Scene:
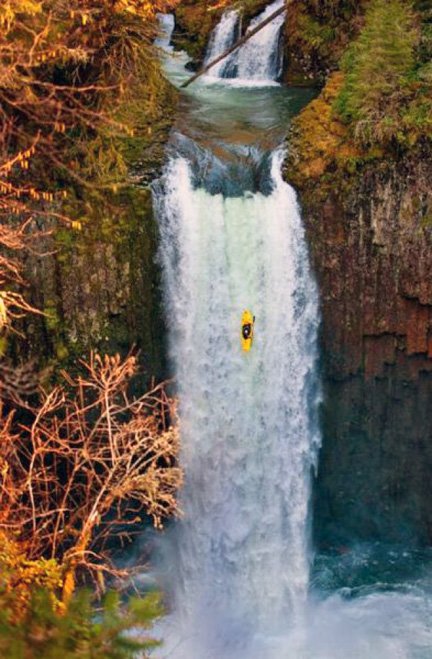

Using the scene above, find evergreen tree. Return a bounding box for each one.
[336,0,418,140]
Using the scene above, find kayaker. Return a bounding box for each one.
[242,323,252,340]
[241,311,255,351]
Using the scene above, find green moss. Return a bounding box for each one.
[55,343,69,361]
[285,73,361,189]
[44,306,61,331]
[0,337,7,357]
[296,13,336,52]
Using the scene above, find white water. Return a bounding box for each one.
[271,588,432,658]
[204,9,240,78]
[155,150,321,657]
[218,0,286,84]
[155,13,175,53]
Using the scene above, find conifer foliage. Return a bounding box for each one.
[335,0,431,146]
[337,0,416,119]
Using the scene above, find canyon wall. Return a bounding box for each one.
[18,188,167,381]
[286,143,432,545]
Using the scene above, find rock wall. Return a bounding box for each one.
[288,145,432,545]
[17,188,167,383]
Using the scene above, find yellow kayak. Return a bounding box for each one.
[241,310,255,352]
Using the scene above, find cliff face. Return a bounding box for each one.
[287,135,432,545]
[18,188,166,381]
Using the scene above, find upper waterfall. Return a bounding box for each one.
[204,9,240,78]
[205,0,286,84]
[154,13,175,52]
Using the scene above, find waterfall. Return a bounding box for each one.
[208,0,286,83]
[155,13,175,53]
[204,10,240,78]
[154,148,321,657]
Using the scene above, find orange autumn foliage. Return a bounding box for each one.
[0,353,182,597]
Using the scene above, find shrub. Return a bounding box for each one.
[0,354,181,599]
[0,588,164,659]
